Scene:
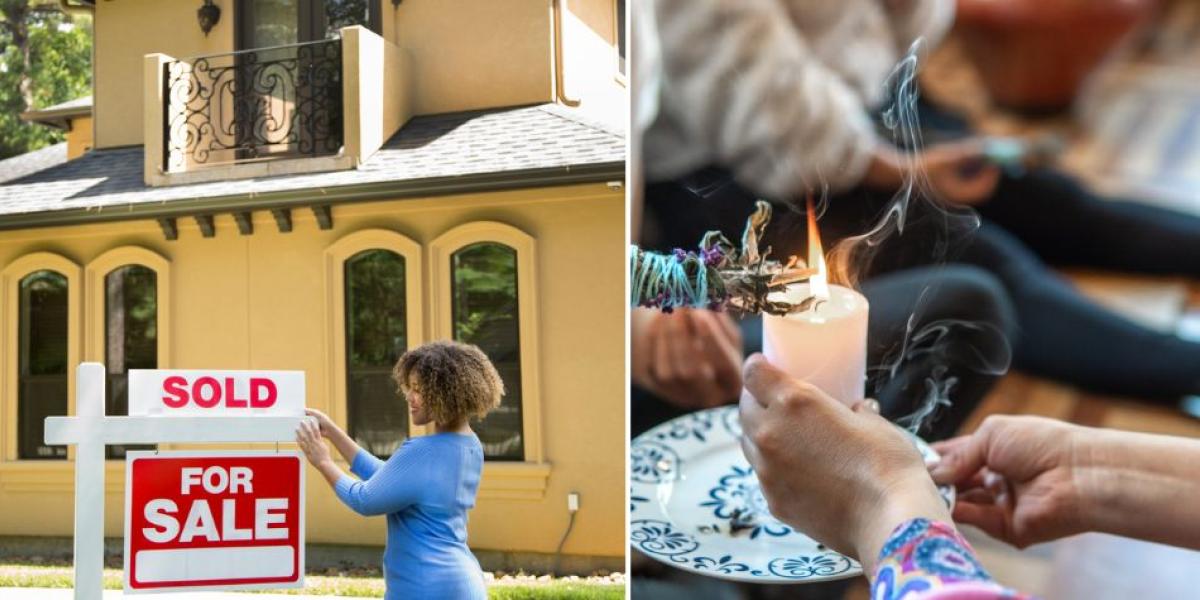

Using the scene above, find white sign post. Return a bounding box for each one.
[44,363,312,600]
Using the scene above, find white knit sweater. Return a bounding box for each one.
[638,0,955,198]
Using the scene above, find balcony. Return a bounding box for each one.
[143,26,412,187]
[163,39,344,172]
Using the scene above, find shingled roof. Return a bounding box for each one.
[0,103,625,230]
[0,143,68,184]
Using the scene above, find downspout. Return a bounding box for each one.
[552,0,581,107]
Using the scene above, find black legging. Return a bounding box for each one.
[972,185,1200,398]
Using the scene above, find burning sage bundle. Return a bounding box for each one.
[629,201,820,318]
[631,198,870,407]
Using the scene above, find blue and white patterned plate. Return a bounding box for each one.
[630,405,954,584]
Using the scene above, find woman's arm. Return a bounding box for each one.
[871,518,1032,599]
[648,0,880,196]
[333,443,431,517]
[931,415,1200,551]
[1082,428,1200,549]
[296,420,425,516]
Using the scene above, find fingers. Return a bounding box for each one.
[694,313,742,404]
[743,353,838,414]
[742,354,792,408]
[296,420,322,450]
[940,138,988,160]
[738,425,764,474]
[852,398,881,415]
[951,500,1010,543]
[738,388,767,438]
[669,312,705,382]
[930,435,970,457]
[713,312,743,351]
[650,313,677,391]
[929,427,993,486]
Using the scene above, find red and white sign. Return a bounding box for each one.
[128,370,305,416]
[123,451,305,593]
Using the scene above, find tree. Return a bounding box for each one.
[0,1,91,159]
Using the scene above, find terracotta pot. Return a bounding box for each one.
[955,0,1158,113]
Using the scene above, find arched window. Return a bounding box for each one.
[104,265,158,459]
[345,249,408,457]
[451,243,523,461]
[85,247,170,461]
[18,270,69,460]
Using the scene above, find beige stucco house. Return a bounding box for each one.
[0,0,626,571]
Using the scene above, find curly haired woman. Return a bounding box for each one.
[296,340,504,600]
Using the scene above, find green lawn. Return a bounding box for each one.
[0,565,624,599]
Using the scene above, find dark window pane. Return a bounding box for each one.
[323,0,373,39]
[247,0,299,47]
[18,270,68,460]
[105,266,158,459]
[451,243,523,461]
[345,250,408,458]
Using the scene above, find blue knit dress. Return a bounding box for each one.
[334,433,486,600]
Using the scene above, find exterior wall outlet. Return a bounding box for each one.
[567,492,580,513]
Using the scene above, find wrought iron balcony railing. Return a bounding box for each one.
[162,39,344,172]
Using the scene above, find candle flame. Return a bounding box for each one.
[806,194,830,300]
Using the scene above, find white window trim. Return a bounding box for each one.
[324,229,425,449]
[429,222,549,499]
[0,252,82,467]
[84,246,172,460]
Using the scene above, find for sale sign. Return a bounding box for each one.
[127,370,305,416]
[123,451,305,593]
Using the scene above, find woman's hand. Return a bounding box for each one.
[865,140,1001,206]
[929,415,1088,548]
[631,308,743,409]
[923,141,1001,206]
[296,419,334,468]
[738,354,949,572]
[305,408,337,438]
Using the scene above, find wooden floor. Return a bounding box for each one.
[843,5,1200,598]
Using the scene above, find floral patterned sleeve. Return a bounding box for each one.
[871,518,1034,600]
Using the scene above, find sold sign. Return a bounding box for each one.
[128,370,304,416]
[124,451,304,593]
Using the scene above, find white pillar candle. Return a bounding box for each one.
[762,283,869,406]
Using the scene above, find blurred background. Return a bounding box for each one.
[633,0,1200,598]
[914,0,1200,597]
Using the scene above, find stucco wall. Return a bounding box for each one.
[562,0,628,126]
[94,0,234,149]
[0,184,625,559]
[390,0,555,115]
[66,116,93,160]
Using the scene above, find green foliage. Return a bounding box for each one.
[452,243,518,344]
[346,249,407,367]
[107,265,158,370]
[0,3,92,159]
